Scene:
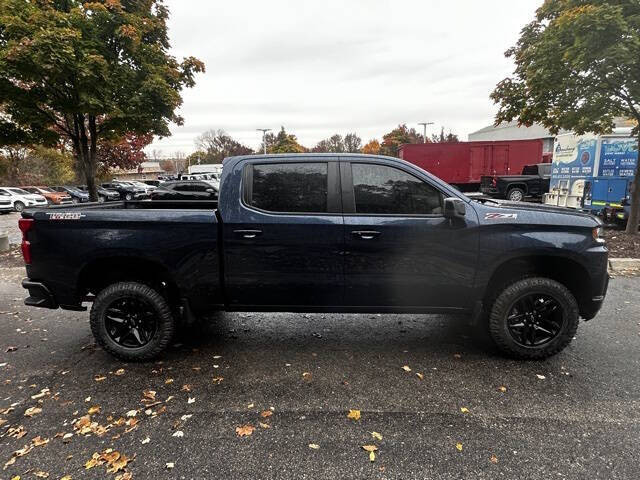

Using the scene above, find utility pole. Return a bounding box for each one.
[257,128,271,154]
[418,122,434,143]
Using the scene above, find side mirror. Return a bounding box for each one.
[443,197,466,219]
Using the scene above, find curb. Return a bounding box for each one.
[609,258,640,275]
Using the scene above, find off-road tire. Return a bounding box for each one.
[507,187,525,202]
[488,277,579,360]
[90,282,175,362]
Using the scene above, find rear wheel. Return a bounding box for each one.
[90,282,175,361]
[72,197,79,204]
[507,188,525,202]
[125,193,133,201]
[488,277,579,360]
[13,201,25,212]
[98,196,106,203]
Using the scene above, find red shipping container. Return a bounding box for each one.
[398,139,546,191]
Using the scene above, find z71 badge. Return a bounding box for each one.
[485,212,517,220]
[47,212,86,220]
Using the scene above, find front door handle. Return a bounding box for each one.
[351,230,381,240]
[234,229,262,239]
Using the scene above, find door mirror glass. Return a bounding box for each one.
[443,197,466,218]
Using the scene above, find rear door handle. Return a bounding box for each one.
[351,230,381,240]
[234,229,262,239]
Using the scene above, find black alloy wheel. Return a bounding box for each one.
[488,277,579,360]
[90,282,175,361]
[506,293,564,347]
[104,297,158,348]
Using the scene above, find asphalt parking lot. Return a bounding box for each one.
[0,260,639,480]
[0,212,20,245]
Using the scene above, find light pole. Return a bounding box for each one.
[257,128,271,154]
[418,122,434,143]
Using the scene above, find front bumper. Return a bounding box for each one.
[22,279,58,309]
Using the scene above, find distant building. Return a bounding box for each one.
[111,161,165,181]
[468,121,560,155]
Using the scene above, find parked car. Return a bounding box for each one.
[22,186,73,205]
[77,185,121,203]
[0,190,13,214]
[101,181,148,200]
[20,154,608,362]
[51,186,90,203]
[480,164,552,202]
[150,180,218,201]
[143,180,162,188]
[0,187,48,211]
[129,180,156,194]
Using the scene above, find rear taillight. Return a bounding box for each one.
[491,177,497,187]
[18,218,33,264]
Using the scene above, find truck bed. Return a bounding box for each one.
[22,200,222,312]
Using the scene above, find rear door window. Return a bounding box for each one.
[248,163,328,213]
[351,163,443,215]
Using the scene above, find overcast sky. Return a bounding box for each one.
[147,0,541,157]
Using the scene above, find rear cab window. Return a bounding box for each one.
[244,162,332,214]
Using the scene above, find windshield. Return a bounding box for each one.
[39,187,55,193]
[9,188,30,195]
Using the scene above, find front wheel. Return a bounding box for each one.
[488,277,579,360]
[72,197,79,204]
[90,282,175,361]
[98,195,106,203]
[13,201,25,212]
[124,193,133,201]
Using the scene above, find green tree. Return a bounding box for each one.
[491,0,640,234]
[0,145,74,185]
[379,124,425,157]
[195,129,253,163]
[267,127,306,154]
[0,0,204,200]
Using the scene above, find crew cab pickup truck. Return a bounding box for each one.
[480,163,552,202]
[20,154,609,361]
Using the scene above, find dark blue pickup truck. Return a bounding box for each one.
[20,154,609,361]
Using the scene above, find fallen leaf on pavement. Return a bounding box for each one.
[236,424,255,437]
[371,431,383,441]
[61,476,72,480]
[460,407,469,414]
[5,346,17,352]
[453,353,462,359]
[181,384,192,392]
[114,368,125,376]
[88,406,100,415]
[141,437,150,444]
[259,422,270,429]
[362,445,378,452]
[33,471,48,478]
[415,372,424,380]
[212,377,224,385]
[456,443,463,452]
[166,462,175,469]
[94,375,106,382]
[490,454,498,464]
[126,410,137,417]
[115,473,132,480]
[498,386,507,393]
[31,436,49,447]
[31,388,50,400]
[187,397,195,404]
[172,430,184,437]
[347,409,361,421]
[536,374,546,380]
[165,378,174,384]
[308,444,320,449]
[24,406,42,417]
[260,410,273,418]
[401,365,411,372]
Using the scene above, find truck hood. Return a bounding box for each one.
[473,199,600,227]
